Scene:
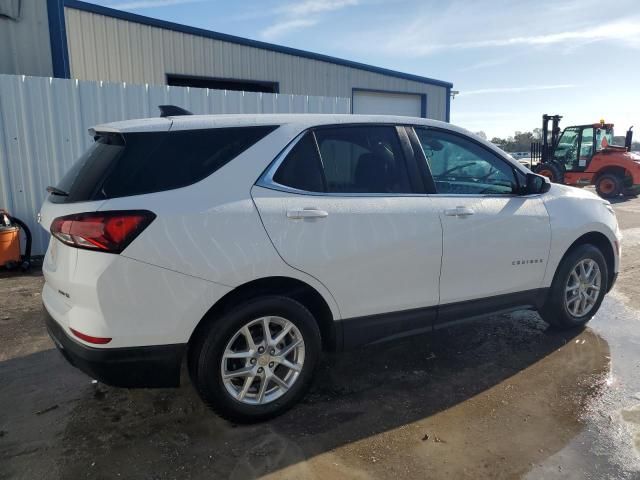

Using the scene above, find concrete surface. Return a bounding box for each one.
[1,194,639,480]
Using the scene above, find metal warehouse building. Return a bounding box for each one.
[0,0,453,120]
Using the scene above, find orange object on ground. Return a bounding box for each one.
[0,226,21,266]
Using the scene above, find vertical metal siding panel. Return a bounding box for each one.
[64,10,448,119]
[0,75,20,215]
[0,1,53,76]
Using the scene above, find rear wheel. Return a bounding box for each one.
[595,173,622,198]
[540,244,608,329]
[189,296,321,423]
[534,162,564,183]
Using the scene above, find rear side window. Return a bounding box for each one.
[56,126,276,202]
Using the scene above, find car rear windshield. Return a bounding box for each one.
[52,126,277,203]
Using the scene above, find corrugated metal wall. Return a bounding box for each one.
[0,74,350,255]
[63,7,448,121]
[0,0,54,76]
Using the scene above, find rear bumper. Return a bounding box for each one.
[44,307,185,388]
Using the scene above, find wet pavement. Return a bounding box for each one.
[1,195,639,480]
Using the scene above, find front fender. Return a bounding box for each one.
[541,185,621,288]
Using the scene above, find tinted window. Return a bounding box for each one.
[314,126,412,194]
[578,127,594,168]
[52,133,125,203]
[273,133,325,192]
[56,126,276,202]
[415,128,517,195]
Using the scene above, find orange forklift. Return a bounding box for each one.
[531,114,640,198]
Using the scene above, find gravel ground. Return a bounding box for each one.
[1,194,639,480]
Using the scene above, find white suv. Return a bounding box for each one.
[41,113,621,422]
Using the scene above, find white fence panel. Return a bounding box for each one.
[0,74,351,255]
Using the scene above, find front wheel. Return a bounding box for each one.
[534,162,564,184]
[189,296,321,423]
[540,244,608,329]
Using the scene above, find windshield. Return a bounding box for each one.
[553,128,579,161]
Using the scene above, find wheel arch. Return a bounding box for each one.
[189,276,339,352]
[558,231,616,291]
[594,166,628,182]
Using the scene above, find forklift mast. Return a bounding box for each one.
[541,114,562,163]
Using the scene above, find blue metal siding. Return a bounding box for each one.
[47,0,71,78]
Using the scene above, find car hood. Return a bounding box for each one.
[546,183,602,201]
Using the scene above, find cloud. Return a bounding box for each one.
[458,57,510,72]
[261,0,359,40]
[458,84,578,96]
[389,17,640,56]
[107,0,205,10]
[261,19,319,40]
[278,0,359,16]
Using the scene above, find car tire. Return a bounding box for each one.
[534,162,564,183]
[188,295,321,423]
[540,244,608,330]
[595,173,622,198]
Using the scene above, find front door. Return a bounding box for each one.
[413,127,551,316]
[252,125,443,345]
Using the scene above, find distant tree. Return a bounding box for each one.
[490,130,538,152]
[474,131,487,140]
[490,136,506,147]
[532,127,542,140]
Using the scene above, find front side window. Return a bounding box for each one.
[314,126,413,194]
[415,128,517,195]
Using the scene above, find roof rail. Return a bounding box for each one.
[158,105,193,117]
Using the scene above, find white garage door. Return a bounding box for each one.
[352,90,423,118]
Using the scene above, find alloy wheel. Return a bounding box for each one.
[220,316,305,405]
[564,258,601,317]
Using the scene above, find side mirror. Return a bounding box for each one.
[525,172,551,195]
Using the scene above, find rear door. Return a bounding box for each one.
[252,125,443,346]
[412,127,550,319]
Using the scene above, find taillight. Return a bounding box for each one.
[70,328,112,345]
[50,210,155,253]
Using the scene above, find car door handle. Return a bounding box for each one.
[444,206,475,217]
[286,208,329,219]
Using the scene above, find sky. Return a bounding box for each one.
[89,0,640,139]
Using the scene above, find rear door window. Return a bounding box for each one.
[272,133,325,192]
[56,126,277,202]
[314,126,413,194]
